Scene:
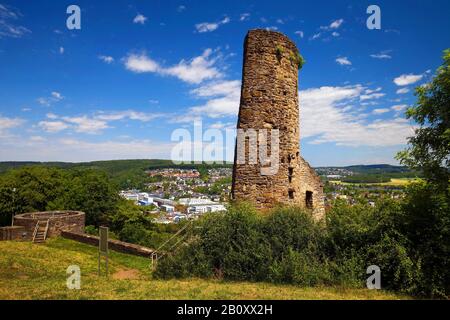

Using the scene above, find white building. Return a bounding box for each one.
[161,204,175,213]
[188,204,226,214]
[178,198,215,206]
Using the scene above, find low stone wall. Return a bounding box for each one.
[13,211,85,240]
[0,226,27,241]
[61,231,154,258]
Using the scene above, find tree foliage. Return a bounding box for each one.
[0,166,118,226]
[397,49,450,189]
[155,194,450,298]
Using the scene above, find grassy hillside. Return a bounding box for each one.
[0,238,410,300]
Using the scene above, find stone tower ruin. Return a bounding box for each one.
[231,29,325,219]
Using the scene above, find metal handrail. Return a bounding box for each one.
[155,220,193,252]
[150,220,194,270]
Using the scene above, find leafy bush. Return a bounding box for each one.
[155,188,450,298]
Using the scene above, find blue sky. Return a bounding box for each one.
[0,0,449,166]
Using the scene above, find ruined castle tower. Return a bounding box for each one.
[231,29,325,219]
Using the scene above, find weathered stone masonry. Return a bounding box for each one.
[12,211,85,240]
[231,29,325,219]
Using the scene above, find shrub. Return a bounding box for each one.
[154,189,450,298]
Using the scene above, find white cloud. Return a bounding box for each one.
[38,121,70,133]
[189,80,240,118]
[394,73,423,86]
[372,108,390,114]
[0,4,31,38]
[0,115,23,137]
[360,92,385,101]
[310,32,321,40]
[295,30,304,38]
[0,137,175,162]
[240,13,250,21]
[195,22,219,33]
[312,19,343,40]
[208,121,234,129]
[38,110,165,135]
[37,91,64,106]
[364,87,382,94]
[133,14,147,25]
[124,53,160,73]
[396,87,410,94]
[62,116,110,134]
[190,80,240,98]
[195,16,230,33]
[370,53,392,59]
[329,19,344,29]
[51,92,63,100]
[124,49,222,84]
[173,80,241,122]
[177,5,186,12]
[300,85,416,147]
[99,55,114,64]
[336,57,351,66]
[95,110,164,122]
[30,136,46,142]
[164,49,222,84]
[391,104,408,111]
[59,47,64,54]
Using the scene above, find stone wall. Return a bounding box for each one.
[231,29,325,219]
[0,226,27,241]
[12,211,85,240]
[61,231,154,258]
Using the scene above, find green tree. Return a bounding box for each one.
[396,49,450,190]
[60,169,119,226]
[0,167,120,227]
[0,167,67,225]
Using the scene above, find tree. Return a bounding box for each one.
[396,49,450,190]
[60,169,119,226]
[0,167,68,225]
[0,167,120,227]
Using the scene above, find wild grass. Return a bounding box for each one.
[0,238,410,300]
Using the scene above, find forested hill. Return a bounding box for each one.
[0,159,233,174]
[315,164,412,174]
[0,160,415,177]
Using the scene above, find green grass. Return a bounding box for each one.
[0,238,411,300]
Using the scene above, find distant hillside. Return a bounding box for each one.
[344,164,411,174]
[0,159,233,174]
[1,161,408,173]
[315,164,421,183]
